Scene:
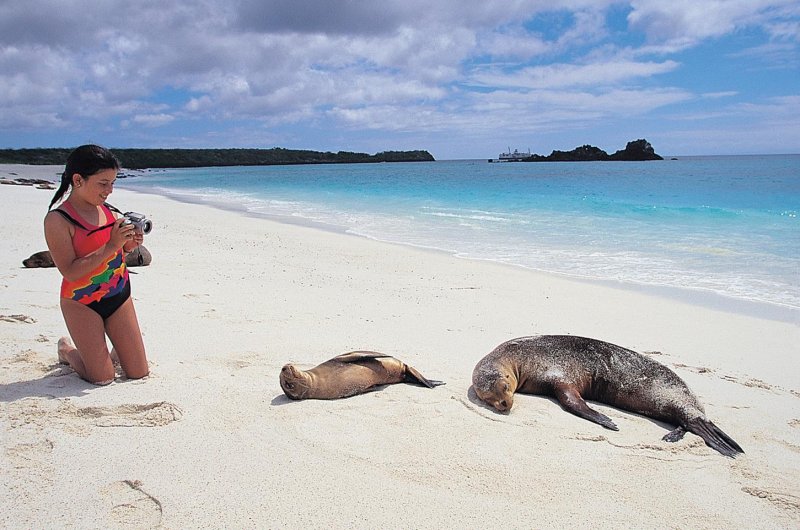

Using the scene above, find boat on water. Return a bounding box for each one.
[489,148,533,162]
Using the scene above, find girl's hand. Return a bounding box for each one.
[123,229,144,252]
[110,218,136,250]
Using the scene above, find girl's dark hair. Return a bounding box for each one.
[48,144,120,210]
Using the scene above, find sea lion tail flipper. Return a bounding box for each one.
[685,418,744,458]
[404,365,445,388]
[553,384,618,431]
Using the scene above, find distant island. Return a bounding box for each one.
[0,147,435,169]
[490,139,663,162]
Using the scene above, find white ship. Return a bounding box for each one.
[490,148,533,162]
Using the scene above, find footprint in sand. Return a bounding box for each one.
[5,400,182,433]
[75,402,183,428]
[0,314,36,323]
[742,487,800,516]
[6,439,55,485]
[573,432,707,459]
[672,362,714,374]
[721,374,772,389]
[102,480,163,528]
[8,349,52,374]
[218,351,265,371]
[653,355,789,396]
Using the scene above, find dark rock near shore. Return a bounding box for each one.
[504,138,663,162]
[1,178,55,188]
[609,139,663,161]
[547,144,612,161]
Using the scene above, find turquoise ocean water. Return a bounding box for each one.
[118,155,799,321]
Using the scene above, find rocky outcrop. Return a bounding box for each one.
[547,145,611,161]
[512,139,663,162]
[609,139,663,161]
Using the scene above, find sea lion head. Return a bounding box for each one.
[23,250,55,268]
[472,367,516,413]
[279,364,312,400]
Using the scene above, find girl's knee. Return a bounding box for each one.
[83,359,116,384]
[125,367,149,380]
[85,368,116,385]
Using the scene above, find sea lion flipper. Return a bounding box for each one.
[662,426,687,442]
[685,418,744,458]
[553,384,618,431]
[332,351,391,363]
[404,365,445,388]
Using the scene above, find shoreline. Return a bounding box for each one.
[2,173,799,527]
[4,162,797,324]
[119,182,800,326]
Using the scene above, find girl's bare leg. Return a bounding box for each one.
[105,298,149,379]
[58,300,115,385]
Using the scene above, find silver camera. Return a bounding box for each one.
[123,211,153,234]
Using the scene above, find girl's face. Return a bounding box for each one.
[73,168,117,205]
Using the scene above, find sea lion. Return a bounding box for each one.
[23,247,152,268]
[280,351,445,400]
[22,250,56,268]
[472,335,744,458]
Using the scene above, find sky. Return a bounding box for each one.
[1,0,798,159]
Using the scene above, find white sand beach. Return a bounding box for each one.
[1,165,798,528]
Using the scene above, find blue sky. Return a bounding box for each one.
[1,0,797,159]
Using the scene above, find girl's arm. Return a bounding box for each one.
[44,212,133,282]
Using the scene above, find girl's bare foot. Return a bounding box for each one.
[57,336,75,365]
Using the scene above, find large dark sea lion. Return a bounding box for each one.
[472,335,744,458]
[23,247,151,268]
[280,351,444,400]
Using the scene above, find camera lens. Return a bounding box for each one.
[141,220,153,234]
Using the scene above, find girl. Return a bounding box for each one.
[44,145,149,384]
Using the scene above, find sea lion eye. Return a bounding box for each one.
[286,383,294,389]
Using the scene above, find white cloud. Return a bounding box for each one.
[0,0,796,155]
[701,91,738,99]
[468,59,680,90]
[627,0,799,49]
[131,114,176,127]
[185,96,214,113]
[479,30,551,60]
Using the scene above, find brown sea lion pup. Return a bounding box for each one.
[23,247,152,268]
[472,335,744,458]
[280,351,445,400]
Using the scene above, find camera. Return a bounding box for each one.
[123,211,153,234]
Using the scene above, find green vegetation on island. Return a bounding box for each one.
[0,147,435,169]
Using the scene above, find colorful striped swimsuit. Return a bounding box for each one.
[59,202,130,319]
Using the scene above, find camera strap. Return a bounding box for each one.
[52,202,121,236]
